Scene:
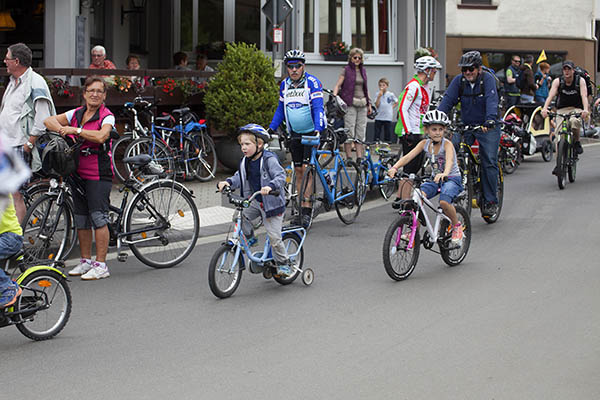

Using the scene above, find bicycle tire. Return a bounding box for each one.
[334,160,363,224]
[273,232,304,285]
[482,165,503,224]
[298,164,318,229]
[500,147,518,175]
[382,215,420,281]
[21,194,75,267]
[439,205,471,266]
[378,157,397,200]
[125,180,199,268]
[208,244,242,298]
[317,128,337,168]
[284,166,298,213]
[15,269,71,341]
[541,139,553,162]
[111,132,135,183]
[188,132,217,182]
[557,138,567,190]
[357,163,369,206]
[568,147,577,183]
[455,155,473,216]
[23,180,51,210]
[125,137,176,180]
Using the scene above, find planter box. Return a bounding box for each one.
[323,54,348,62]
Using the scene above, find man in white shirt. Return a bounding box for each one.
[0,43,55,221]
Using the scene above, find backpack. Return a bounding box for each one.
[560,66,593,97]
[516,65,530,90]
[39,133,80,178]
[458,66,502,101]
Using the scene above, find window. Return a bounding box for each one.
[352,0,373,52]
[319,0,343,54]
[235,0,260,45]
[415,0,434,49]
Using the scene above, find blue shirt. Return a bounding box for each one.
[248,156,263,203]
[534,71,549,100]
[438,71,499,125]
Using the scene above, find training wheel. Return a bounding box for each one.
[301,268,314,286]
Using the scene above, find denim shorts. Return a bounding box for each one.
[0,231,23,260]
[420,176,463,204]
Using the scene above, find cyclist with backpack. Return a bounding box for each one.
[438,50,501,218]
[541,60,589,171]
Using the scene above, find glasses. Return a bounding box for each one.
[286,63,303,70]
[352,56,362,60]
[85,89,105,95]
[512,59,520,63]
[461,66,477,73]
[3,57,15,62]
[91,54,104,58]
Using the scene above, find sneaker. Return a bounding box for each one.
[483,202,498,217]
[552,165,561,176]
[81,262,110,280]
[68,258,92,276]
[0,282,22,308]
[247,236,258,247]
[301,214,312,229]
[451,223,464,244]
[275,263,293,278]
[574,141,584,155]
[392,198,402,209]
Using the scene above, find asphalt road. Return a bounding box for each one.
[3,144,600,399]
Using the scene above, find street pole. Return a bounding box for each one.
[272,1,278,65]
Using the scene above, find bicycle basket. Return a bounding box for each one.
[39,132,80,177]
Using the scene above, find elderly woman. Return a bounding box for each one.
[333,47,371,160]
[44,76,115,281]
[126,54,150,88]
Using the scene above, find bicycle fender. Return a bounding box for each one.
[137,178,195,198]
[16,265,68,285]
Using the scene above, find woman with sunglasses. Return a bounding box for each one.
[333,47,371,161]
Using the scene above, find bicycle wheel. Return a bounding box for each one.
[541,139,553,162]
[21,194,75,266]
[382,215,420,281]
[568,148,577,183]
[317,128,337,168]
[125,180,199,268]
[125,137,176,179]
[455,156,473,216]
[298,164,318,229]
[439,206,471,266]
[188,132,217,182]
[357,163,369,206]
[500,147,518,175]
[334,160,363,224]
[15,270,71,341]
[378,158,397,200]
[23,180,51,210]
[483,165,503,224]
[284,166,298,214]
[556,138,568,190]
[111,133,135,183]
[273,232,304,285]
[208,244,242,298]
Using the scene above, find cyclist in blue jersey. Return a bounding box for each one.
[269,50,326,228]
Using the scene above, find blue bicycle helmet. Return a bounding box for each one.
[238,123,272,143]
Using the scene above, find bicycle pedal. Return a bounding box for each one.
[117,253,128,262]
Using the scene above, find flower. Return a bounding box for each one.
[320,41,350,57]
[48,78,74,98]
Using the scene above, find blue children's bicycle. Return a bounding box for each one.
[208,187,314,299]
[296,135,364,229]
[353,139,399,203]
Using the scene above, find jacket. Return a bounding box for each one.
[438,71,499,125]
[226,151,286,217]
[339,64,370,107]
[520,64,536,96]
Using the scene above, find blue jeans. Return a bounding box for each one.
[374,120,393,143]
[0,231,23,291]
[520,94,534,104]
[452,125,501,203]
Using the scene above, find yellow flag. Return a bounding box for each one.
[536,50,547,64]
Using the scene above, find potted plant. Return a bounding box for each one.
[321,41,350,61]
[204,42,279,170]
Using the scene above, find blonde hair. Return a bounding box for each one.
[378,77,390,86]
[237,132,265,147]
[348,48,364,62]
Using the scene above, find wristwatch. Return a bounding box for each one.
[76,127,82,135]
[25,141,33,150]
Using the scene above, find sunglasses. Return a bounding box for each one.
[352,56,362,60]
[512,59,520,63]
[562,66,573,70]
[286,63,303,70]
[461,66,477,73]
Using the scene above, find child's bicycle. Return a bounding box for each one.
[208,187,314,299]
[0,250,71,340]
[382,173,471,281]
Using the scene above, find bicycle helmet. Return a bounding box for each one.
[414,56,442,72]
[422,110,450,127]
[284,49,306,64]
[238,123,272,144]
[326,94,348,119]
[458,51,482,67]
[367,104,378,120]
[39,133,79,177]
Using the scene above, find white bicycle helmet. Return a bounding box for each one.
[422,110,450,127]
[414,56,442,72]
[284,49,306,64]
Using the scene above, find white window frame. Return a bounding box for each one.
[299,0,397,63]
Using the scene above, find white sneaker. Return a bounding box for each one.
[81,262,110,280]
[68,259,92,276]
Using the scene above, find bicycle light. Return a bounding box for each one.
[49,178,59,189]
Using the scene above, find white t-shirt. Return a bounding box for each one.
[375,91,398,122]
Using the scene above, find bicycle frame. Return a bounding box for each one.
[362,144,394,187]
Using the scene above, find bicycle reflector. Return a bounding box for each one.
[38,280,52,288]
[178,210,185,217]
[48,253,55,260]
[141,232,147,239]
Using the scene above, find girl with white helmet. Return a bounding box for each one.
[388,110,464,245]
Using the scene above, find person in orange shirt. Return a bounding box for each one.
[89,45,116,70]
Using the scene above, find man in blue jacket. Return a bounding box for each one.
[438,51,501,218]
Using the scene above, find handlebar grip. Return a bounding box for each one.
[270,189,280,196]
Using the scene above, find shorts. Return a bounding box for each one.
[71,178,112,229]
[420,176,463,204]
[289,136,313,166]
[344,105,368,143]
[0,231,23,259]
[13,146,31,193]
[555,107,583,134]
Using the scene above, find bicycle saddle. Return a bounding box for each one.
[122,154,152,166]
[155,115,172,123]
[171,107,190,115]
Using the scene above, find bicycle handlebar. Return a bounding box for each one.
[547,110,583,119]
[218,186,281,208]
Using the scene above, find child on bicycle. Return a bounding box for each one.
[216,124,291,276]
[387,110,464,244]
[0,194,24,308]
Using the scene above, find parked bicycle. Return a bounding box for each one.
[1,250,71,341]
[353,139,398,202]
[382,173,471,281]
[548,111,582,190]
[208,187,313,299]
[451,123,504,223]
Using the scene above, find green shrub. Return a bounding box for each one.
[204,42,278,136]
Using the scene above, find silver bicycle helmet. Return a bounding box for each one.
[422,110,450,127]
[238,123,272,143]
[284,49,306,64]
[414,56,442,72]
[458,51,482,67]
